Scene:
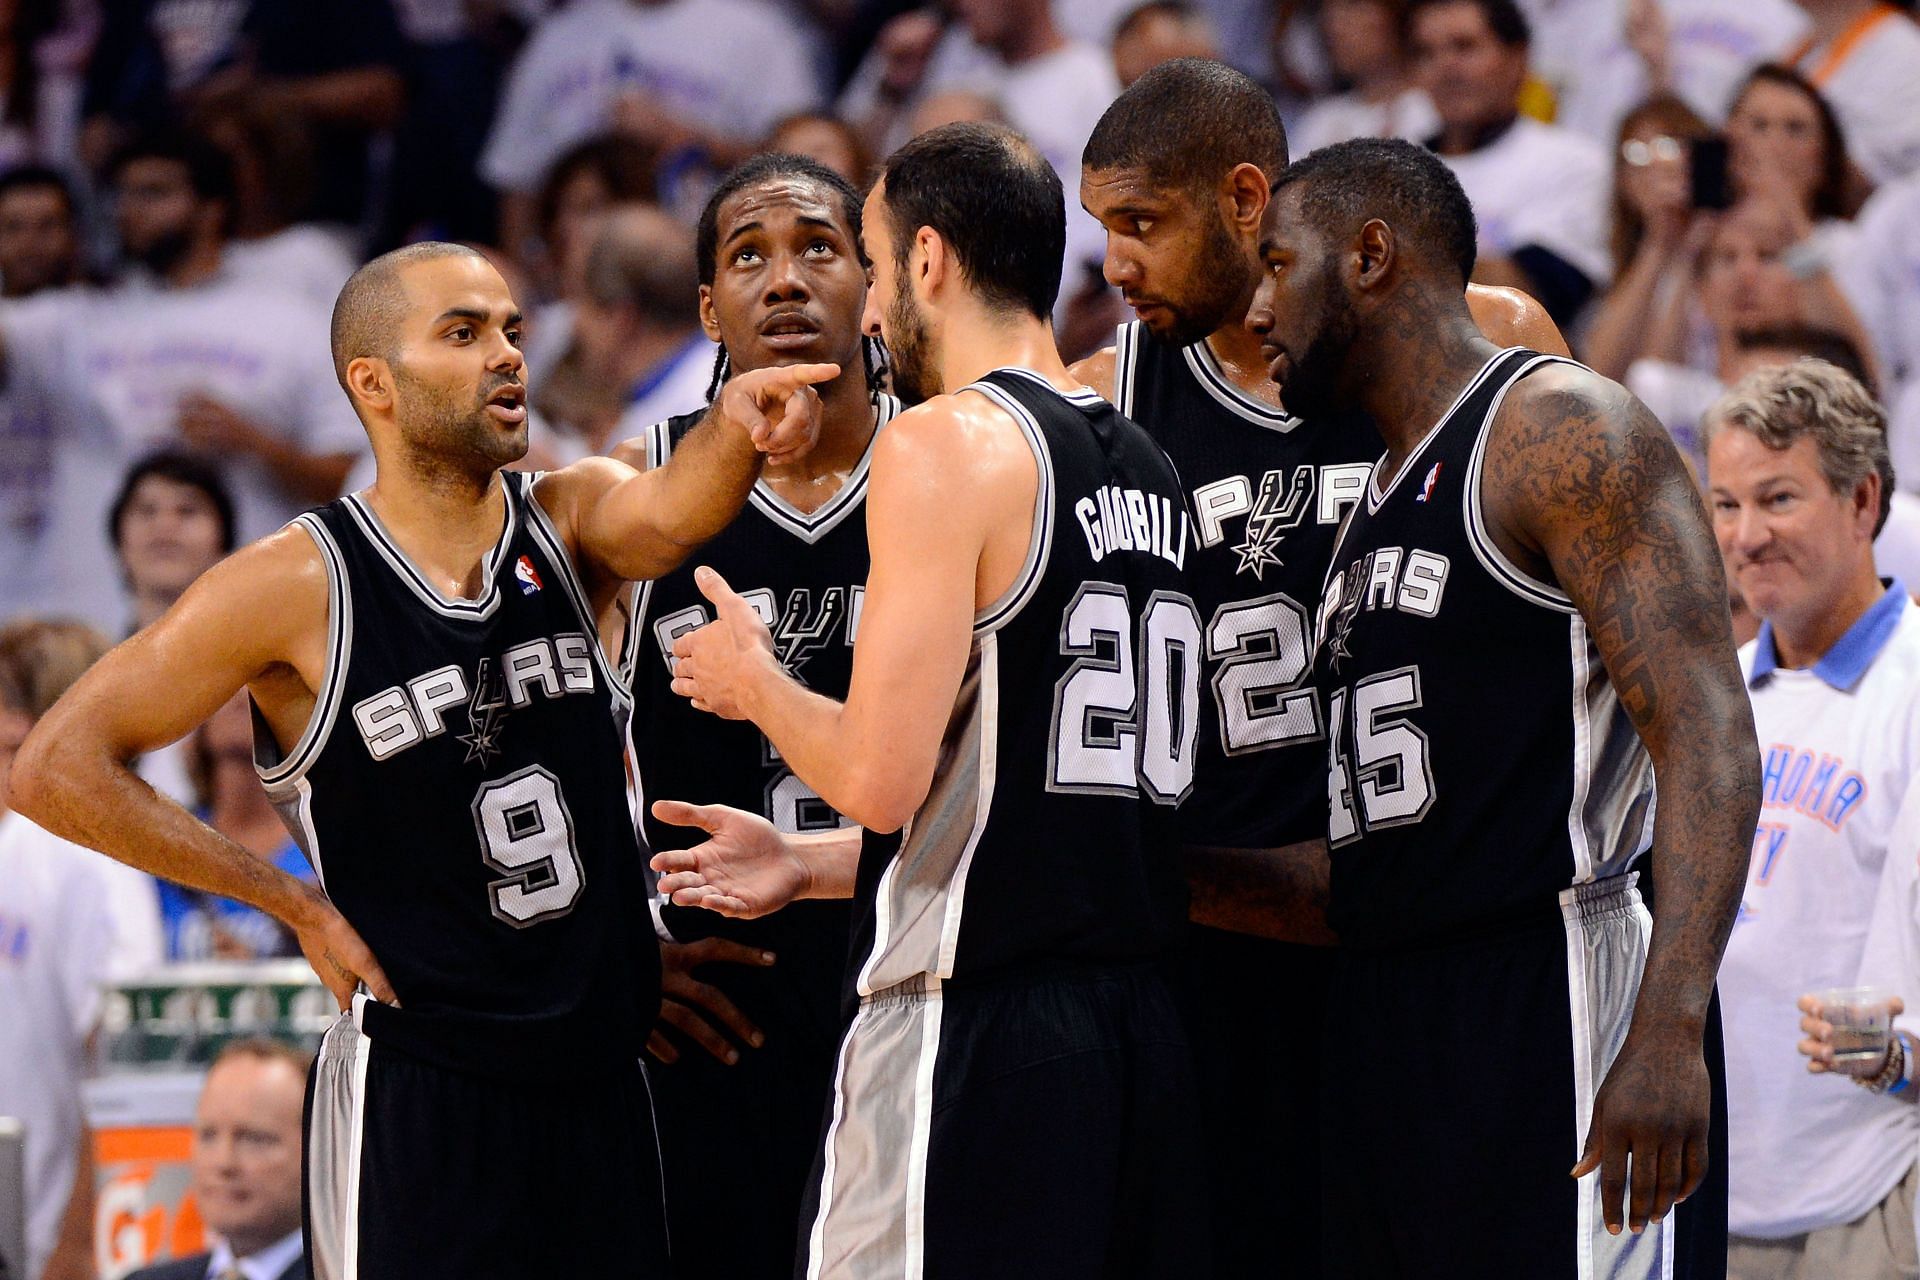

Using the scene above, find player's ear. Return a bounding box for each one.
[1222,162,1269,233]
[1354,219,1395,290]
[346,355,393,416]
[697,285,722,343]
[915,225,943,295]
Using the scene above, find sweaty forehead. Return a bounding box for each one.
[1079,165,1190,211]
[721,178,845,236]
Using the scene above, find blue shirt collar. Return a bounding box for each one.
[1751,578,1908,689]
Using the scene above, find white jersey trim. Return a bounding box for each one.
[1567,614,1595,885]
[964,380,1056,635]
[806,1002,868,1279]
[258,514,353,788]
[1365,347,1520,513]
[1184,334,1302,432]
[935,635,998,978]
[903,985,942,1278]
[747,394,899,545]
[1112,322,1140,418]
[340,482,518,620]
[1463,353,1580,614]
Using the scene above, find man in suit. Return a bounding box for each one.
[129,1039,308,1280]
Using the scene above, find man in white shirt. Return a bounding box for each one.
[124,1040,310,1280]
[0,128,364,602]
[1707,359,1920,1279]
[479,0,824,259]
[1409,0,1613,325]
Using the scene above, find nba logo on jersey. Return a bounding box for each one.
[515,555,543,595]
[1416,462,1443,503]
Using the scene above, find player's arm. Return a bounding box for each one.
[1068,346,1118,401]
[1486,366,1760,1234]
[8,531,394,1010]
[1183,839,1339,945]
[1465,283,1570,358]
[543,363,834,583]
[669,401,995,832]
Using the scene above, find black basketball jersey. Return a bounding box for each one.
[1312,349,1655,947]
[1112,321,1380,846]
[623,397,899,990]
[256,472,657,1046]
[845,368,1199,995]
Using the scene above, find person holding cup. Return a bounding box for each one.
[1707,360,1920,1278]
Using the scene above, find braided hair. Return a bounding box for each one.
[695,152,890,404]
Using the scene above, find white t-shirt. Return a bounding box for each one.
[0,811,162,1280]
[480,0,824,193]
[609,334,722,454]
[1292,87,1440,156]
[1836,173,1920,474]
[1438,117,1614,286]
[1877,493,1920,589]
[1528,0,1807,143]
[224,225,360,310]
[0,268,369,554]
[1795,10,1920,184]
[1722,586,1920,1237]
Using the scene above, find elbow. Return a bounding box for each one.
[9,721,66,827]
[837,764,932,835]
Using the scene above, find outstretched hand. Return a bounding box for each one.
[671,566,779,720]
[714,362,838,466]
[649,799,811,919]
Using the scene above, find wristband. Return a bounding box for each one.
[1892,1032,1917,1096]
[1857,1033,1906,1093]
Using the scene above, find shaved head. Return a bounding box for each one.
[330,242,488,392]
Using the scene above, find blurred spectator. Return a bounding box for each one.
[905,86,1007,136]
[518,134,658,382]
[1112,1,1221,88]
[125,1039,310,1280]
[1705,360,1920,1279]
[0,164,85,625]
[1726,64,1855,227]
[0,163,78,299]
[84,0,409,238]
[1526,0,1806,146]
[1293,0,1438,154]
[0,618,163,1280]
[0,0,93,177]
[480,0,823,265]
[765,110,872,184]
[0,125,363,608]
[533,204,706,460]
[158,691,310,962]
[1786,0,1920,183]
[1838,170,1920,492]
[1410,0,1612,324]
[200,103,358,307]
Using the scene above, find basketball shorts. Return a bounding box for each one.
[797,961,1207,1280]
[1322,873,1728,1280]
[304,994,669,1279]
[1176,925,1332,1279]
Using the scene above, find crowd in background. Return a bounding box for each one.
[3,0,1920,1277]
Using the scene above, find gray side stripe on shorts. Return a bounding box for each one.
[307,1006,371,1280]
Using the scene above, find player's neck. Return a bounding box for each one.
[1769,566,1885,670]
[762,371,878,508]
[1358,292,1499,468]
[1204,320,1285,410]
[940,313,1071,394]
[364,462,510,599]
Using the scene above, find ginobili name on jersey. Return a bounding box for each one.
[1076,484,1191,569]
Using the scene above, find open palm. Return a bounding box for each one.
[649,800,812,918]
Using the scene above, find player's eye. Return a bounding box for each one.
[450,326,472,341]
[806,240,834,257]
[505,328,523,346]
[1132,217,1154,236]
[734,248,761,266]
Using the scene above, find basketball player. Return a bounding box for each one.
[10,242,826,1277]
[659,122,1207,1277]
[1251,138,1759,1277]
[1071,56,1568,1275]
[612,153,899,1278]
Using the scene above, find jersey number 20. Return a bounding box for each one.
[1050,585,1203,804]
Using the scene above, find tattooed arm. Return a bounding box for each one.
[1481,364,1760,1235]
[1184,840,1338,945]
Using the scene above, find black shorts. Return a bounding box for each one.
[1321,875,1727,1280]
[797,962,1207,1280]
[1175,925,1331,1279]
[303,996,668,1279]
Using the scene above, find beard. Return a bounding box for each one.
[126,225,194,277]
[393,364,528,473]
[1272,265,1359,423]
[1151,212,1252,348]
[886,275,941,405]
